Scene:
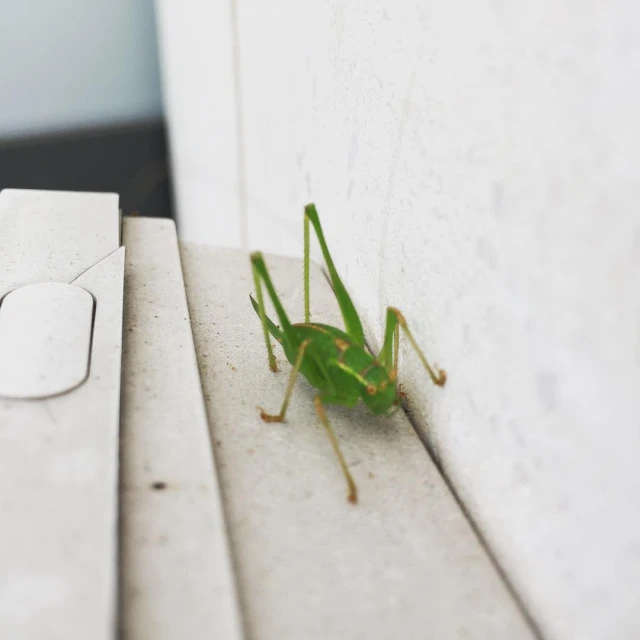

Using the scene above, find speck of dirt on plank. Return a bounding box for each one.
[151,481,168,491]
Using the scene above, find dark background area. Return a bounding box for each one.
[0,120,174,219]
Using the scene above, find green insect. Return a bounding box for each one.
[250,204,446,504]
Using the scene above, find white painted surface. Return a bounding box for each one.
[0,191,124,640]
[158,3,640,637]
[0,189,120,294]
[0,0,162,137]
[119,219,244,640]
[154,0,242,246]
[180,244,535,640]
[0,284,94,399]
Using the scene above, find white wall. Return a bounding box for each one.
[0,0,162,138]
[156,2,640,639]
[154,0,241,247]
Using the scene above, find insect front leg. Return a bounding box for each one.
[379,307,447,395]
[259,340,311,423]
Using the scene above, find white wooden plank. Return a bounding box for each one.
[119,218,244,640]
[180,244,536,640]
[0,246,125,640]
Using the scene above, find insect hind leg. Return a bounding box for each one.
[304,204,365,346]
[379,307,446,392]
[251,251,301,372]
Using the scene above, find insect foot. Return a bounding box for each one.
[258,407,284,423]
[435,369,447,386]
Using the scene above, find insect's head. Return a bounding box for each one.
[360,367,397,415]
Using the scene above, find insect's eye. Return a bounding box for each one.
[366,384,376,395]
[379,380,387,391]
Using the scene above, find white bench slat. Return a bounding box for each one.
[120,219,244,640]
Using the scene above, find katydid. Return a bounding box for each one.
[250,203,446,504]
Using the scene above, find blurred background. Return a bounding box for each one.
[0,0,172,218]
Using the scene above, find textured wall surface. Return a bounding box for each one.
[0,0,162,137]
[157,2,640,638]
[155,0,241,245]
